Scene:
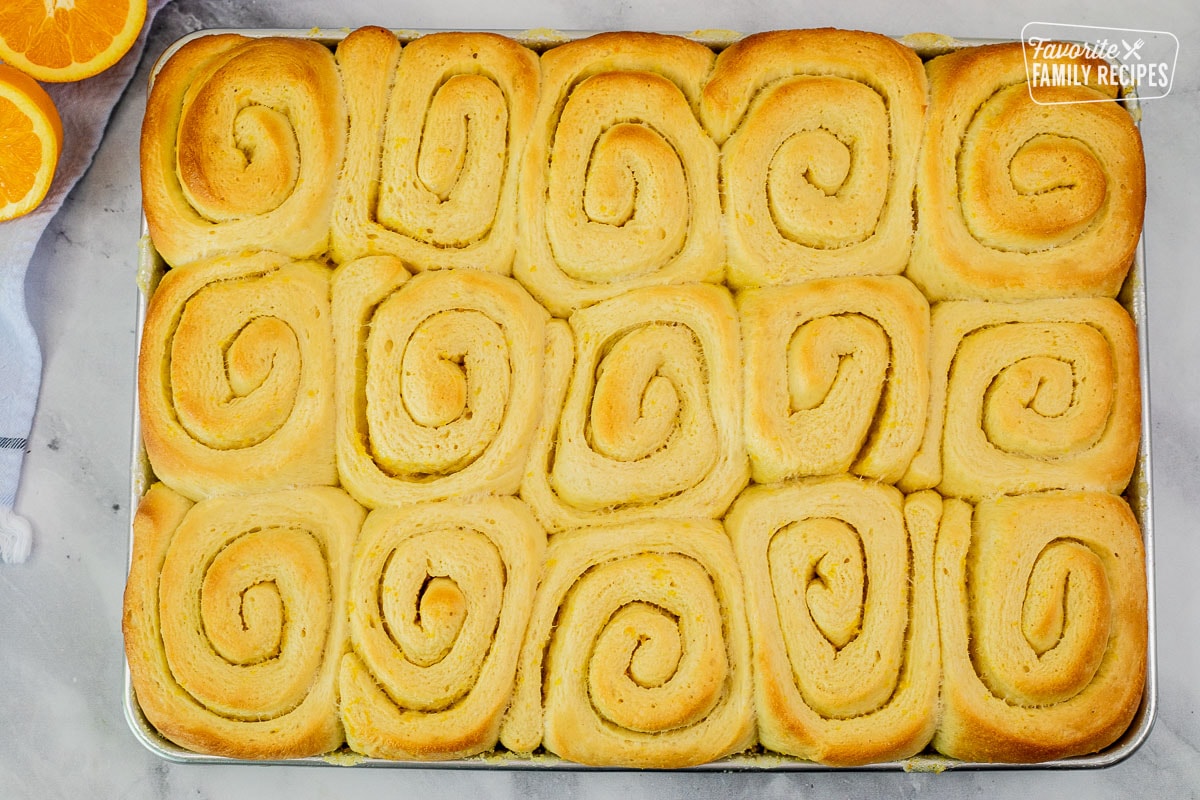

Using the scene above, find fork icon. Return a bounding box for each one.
[1121,38,1145,60]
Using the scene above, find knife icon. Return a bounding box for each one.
[1121,38,1145,60]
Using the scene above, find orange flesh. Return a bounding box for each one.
[0,0,136,73]
[0,94,43,205]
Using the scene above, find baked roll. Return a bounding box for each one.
[726,478,941,766]
[122,483,363,759]
[330,28,539,272]
[138,251,337,501]
[934,491,1147,762]
[141,34,346,267]
[331,258,547,507]
[906,42,1145,301]
[513,32,723,317]
[520,284,749,532]
[339,497,545,760]
[900,297,1140,501]
[701,29,927,288]
[739,275,929,484]
[499,519,755,768]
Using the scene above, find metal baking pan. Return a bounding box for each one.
[123,26,1157,771]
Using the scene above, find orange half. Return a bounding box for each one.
[0,0,148,82]
[0,63,63,220]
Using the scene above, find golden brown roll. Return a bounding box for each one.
[906,42,1145,301]
[499,519,755,768]
[330,28,539,272]
[520,283,749,532]
[899,297,1140,501]
[141,34,346,267]
[726,478,941,766]
[739,276,929,484]
[701,29,927,289]
[331,258,548,507]
[339,497,546,760]
[513,32,723,317]
[123,483,363,759]
[934,491,1147,762]
[138,251,337,501]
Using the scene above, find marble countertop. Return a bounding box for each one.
[3,0,1197,796]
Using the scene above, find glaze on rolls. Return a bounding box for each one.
[137,251,337,501]
[906,42,1146,301]
[900,297,1141,501]
[514,32,723,317]
[331,258,548,507]
[127,26,1151,768]
[934,491,1147,762]
[338,497,545,760]
[499,519,755,768]
[330,28,539,272]
[140,35,346,267]
[520,283,749,532]
[122,483,363,759]
[726,477,941,766]
[701,29,928,289]
[738,275,929,485]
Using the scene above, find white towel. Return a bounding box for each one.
[0,0,172,564]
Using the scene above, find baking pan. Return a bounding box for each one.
[123,26,1157,771]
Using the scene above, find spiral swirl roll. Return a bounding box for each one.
[140,34,346,267]
[339,497,545,760]
[499,519,754,767]
[900,297,1140,501]
[330,28,539,272]
[332,258,548,507]
[934,491,1147,762]
[739,276,930,485]
[906,43,1145,301]
[138,251,337,501]
[123,483,363,758]
[726,477,941,765]
[513,32,723,317]
[520,284,749,532]
[700,29,927,289]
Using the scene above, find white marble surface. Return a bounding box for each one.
[3,0,1198,796]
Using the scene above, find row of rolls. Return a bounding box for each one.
[136,251,1142,517]
[140,26,1146,314]
[127,24,1149,768]
[124,475,1146,766]
[126,250,1146,766]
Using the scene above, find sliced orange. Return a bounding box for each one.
[0,0,148,83]
[0,63,63,221]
